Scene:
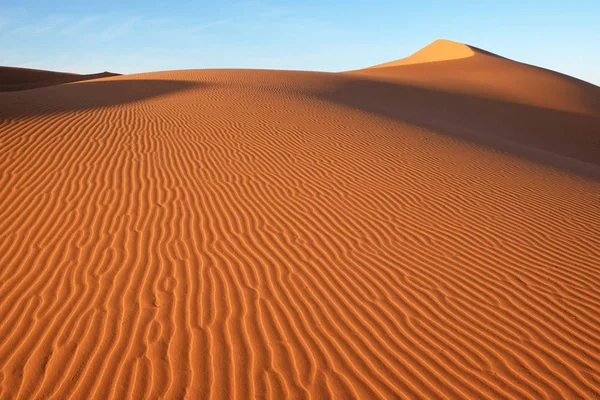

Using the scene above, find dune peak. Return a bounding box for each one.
[368,39,478,69]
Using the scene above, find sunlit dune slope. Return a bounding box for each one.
[0,66,119,92]
[0,43,599,399]
[369,39,479,68]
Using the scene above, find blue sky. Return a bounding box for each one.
[1,1,599,85]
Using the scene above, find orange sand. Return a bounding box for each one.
[0,66,118,92]
[369,39,477,68]
[0,40,599,399]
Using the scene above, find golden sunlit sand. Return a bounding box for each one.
[368,39,477,68]
[0,40,599,399]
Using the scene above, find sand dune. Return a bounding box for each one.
[358,39,599,116]
[368,39,479,68]
[0,41,599,399]
[0,66,119,92]
[350,40,600,166]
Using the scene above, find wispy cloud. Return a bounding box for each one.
[11,15,67,36]
[257,6,296,19]
[146,17,172,26]
[61,15,98,35]
[185,18,234,34]
[100,16,142,40]
[238,0,297,20]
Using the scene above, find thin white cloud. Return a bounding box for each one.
[146,17,172,26]
[11,15,67,36]
[100,16,142,40]
[61,15,98,35]
[185,18,233,34]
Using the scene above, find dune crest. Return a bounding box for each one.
[368,39,479,68]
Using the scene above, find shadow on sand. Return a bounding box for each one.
[313,74,600,180]
[0,79,207,118]
[1,73,598,181]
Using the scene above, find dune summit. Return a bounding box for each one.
[368,39,478,68]
[0,41,599,399]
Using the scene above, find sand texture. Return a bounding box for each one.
[0,41,600,399]
[0,66,119,92]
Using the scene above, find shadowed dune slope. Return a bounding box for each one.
[0,66,120,92]
[347,40,600,165]
[0,58,600,399]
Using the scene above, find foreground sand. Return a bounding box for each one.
[0,42,599,399]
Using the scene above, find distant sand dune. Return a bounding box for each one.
[0,41,599,399]
[0,66,119,92]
